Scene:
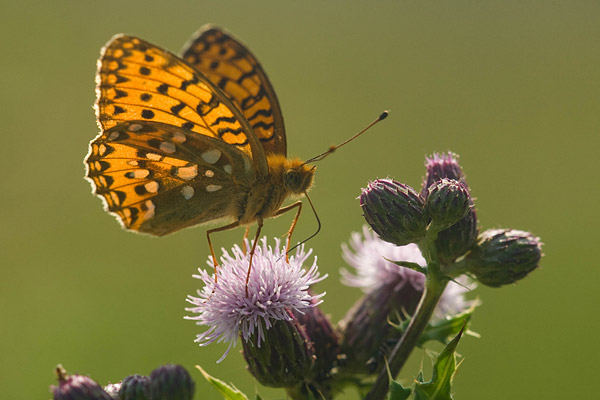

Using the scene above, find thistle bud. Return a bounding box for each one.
[291,295,339,383]
[360,179,427,246]
[243,313,315,388]
[339,278,422,375]
[435,202,479,264]
[52,366,112,400]
[148,364,195,400]
[425,179,471,232]
[465,229,542,287]
[118,375,150,400]
[421,152,465,197]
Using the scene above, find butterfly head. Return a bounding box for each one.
[282,158,316,196]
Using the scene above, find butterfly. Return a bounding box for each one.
[85,25,386,292]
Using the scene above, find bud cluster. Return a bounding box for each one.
[358,151,541,282]
[359,152,476,263]
[51,364,194,400]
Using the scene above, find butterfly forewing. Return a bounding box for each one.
[95,34,267,174]
[86,121,256,236]
[182,26,287,157]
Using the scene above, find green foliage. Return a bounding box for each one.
[387,380,412,400]
[418,302,478,346]
[412,327,464,400]
[195,366,249,400]
[386,258,428,275]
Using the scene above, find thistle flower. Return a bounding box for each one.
[421,152,465,197]
[341,226,471,320]
[185,237,326,362]
[338,227,472,374]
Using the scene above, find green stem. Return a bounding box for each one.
[365,240,448,400]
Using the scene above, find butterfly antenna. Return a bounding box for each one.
[287,192,321,255]
[304,110,389,164]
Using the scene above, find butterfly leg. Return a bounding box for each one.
[206,221,240,285]
[275,201,303,262]
[242,226,251,255]
[245,217,264,297]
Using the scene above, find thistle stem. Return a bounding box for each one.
[365,236,448,400]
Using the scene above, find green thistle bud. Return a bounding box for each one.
[118,375,149,400]
[339,279,422,375]
[148,364,195,400]
[243,314,315,388]
[421,152,465,198]
[291,295,339,384]
[360,179,427,246]
[435,203,479,264]
[465,229,542,287]
[425,179,471,232]
[52,366,112,400]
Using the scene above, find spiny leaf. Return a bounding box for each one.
[418,301,479,346]
[387,380,412,400]
[195,366,249,400]
[413,325,465,400]
[386,258,428,275]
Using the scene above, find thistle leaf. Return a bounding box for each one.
[195,366,249,400]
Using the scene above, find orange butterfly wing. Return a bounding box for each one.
[87,34,272,235]
[95,34,267,174]
[86,120,255,236]
[181,25,287,157]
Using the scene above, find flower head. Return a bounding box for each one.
[465,229,543,287]
[341,226,471,319]
[185,237,326,362]
[360,179,427,246]
[421,152,465,197]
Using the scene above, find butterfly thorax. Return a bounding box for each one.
[237,155,315,225]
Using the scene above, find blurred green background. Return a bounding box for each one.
[1,1,598,399]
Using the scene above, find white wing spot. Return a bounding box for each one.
[143,200,155,221]
[129,123,143,132]
[110,191,122,206]
[108,131,120,141]
[127,169,149,179]
[146,153,162,161]
[181,185,195,200]
[206,184,222,192]
[201,149,221,164]
[144,181,159,193]
[160,142,176,154]
[98,144,107,156]
[127,160,139,167]
[176,165,198,180]
[204,170,215,178]
[172,131,186,143]
[223,164,232,174]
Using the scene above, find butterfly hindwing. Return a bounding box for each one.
[181,25,287,157]
[95,34,268,175]
[86,121,256,236]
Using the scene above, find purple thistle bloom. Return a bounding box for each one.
[185,237,326,362]
[341,226,472,319]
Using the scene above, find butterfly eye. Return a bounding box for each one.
[284,170,303,191]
